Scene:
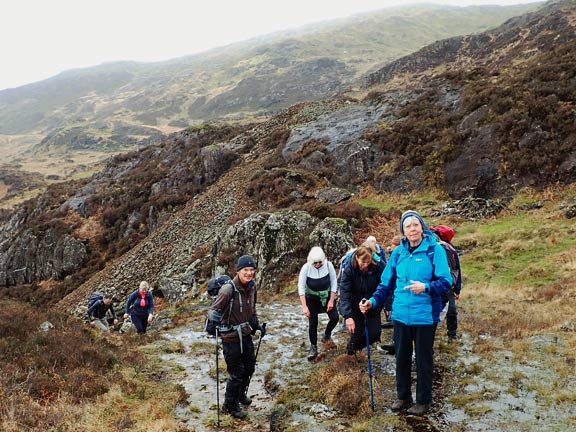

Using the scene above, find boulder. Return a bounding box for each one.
[315,188,352,205]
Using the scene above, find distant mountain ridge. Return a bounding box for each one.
[0,3,538,145]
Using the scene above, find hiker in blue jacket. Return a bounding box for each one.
[124,281,155,334]
[360,210,452,416]
[339,242,386,355]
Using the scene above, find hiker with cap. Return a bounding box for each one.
[360,210,452,416]
[299,246,339,361]
[87,293,118,332]
[339,241,386,355]
[207,254,265,419]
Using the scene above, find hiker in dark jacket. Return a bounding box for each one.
[361,210,452,416]
[88,293,118,332]
[207,255,265,419]
[338,242,386,355]
[123,281,155,334]
[445,249,462,340]
[298,246,338,361]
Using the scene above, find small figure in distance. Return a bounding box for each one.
[386,234,402,257]
[124,281,154,335]
[88,293,118,333]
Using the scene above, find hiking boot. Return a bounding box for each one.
[380,344,396,355]
[222,403,247,419]
[321,334,332,343]
[307,345,318,361]
[239,393,252,406]
[391,398,413,411]
[407,403,430,416]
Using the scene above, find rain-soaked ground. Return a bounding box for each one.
[157,303,576,431]
[161,302,348,431]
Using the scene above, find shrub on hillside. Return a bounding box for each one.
[0,300,121,427]
[246,168,319,208]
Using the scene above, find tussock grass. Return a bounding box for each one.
[78,384,188,432]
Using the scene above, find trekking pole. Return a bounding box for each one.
[361,299,375,411]
[215,327,220,428]
[245,322,266,395]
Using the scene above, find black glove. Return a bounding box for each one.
[257,322,267,337]
[249,316,259,334]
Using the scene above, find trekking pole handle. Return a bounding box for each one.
[361,298,368,315]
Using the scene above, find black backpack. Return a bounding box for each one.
[207,275,232,296]
[88,292,104,311]
[204,276,240,336]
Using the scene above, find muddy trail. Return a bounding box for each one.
[151,303,575,431]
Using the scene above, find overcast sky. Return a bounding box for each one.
[0,0,543,91]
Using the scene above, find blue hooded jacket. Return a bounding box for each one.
[369,232,452,325]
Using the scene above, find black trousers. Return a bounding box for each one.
[445,289,458,337]
[349,309,381,352]
[222,337,256,406]
[130,312,149,334]
[306,294,339,345]
[394,321,437,405]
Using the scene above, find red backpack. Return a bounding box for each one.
[428,225,460,290]
[430,225,455,243]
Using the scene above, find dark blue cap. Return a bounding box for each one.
[236,255,257,271]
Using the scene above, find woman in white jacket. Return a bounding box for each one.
[299,246,338,361]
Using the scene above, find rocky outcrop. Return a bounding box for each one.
[364,37,464,88]
[282,102,390,186]
[157,211,354,303]
[444,125,500,199]
[0,228,87,285]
